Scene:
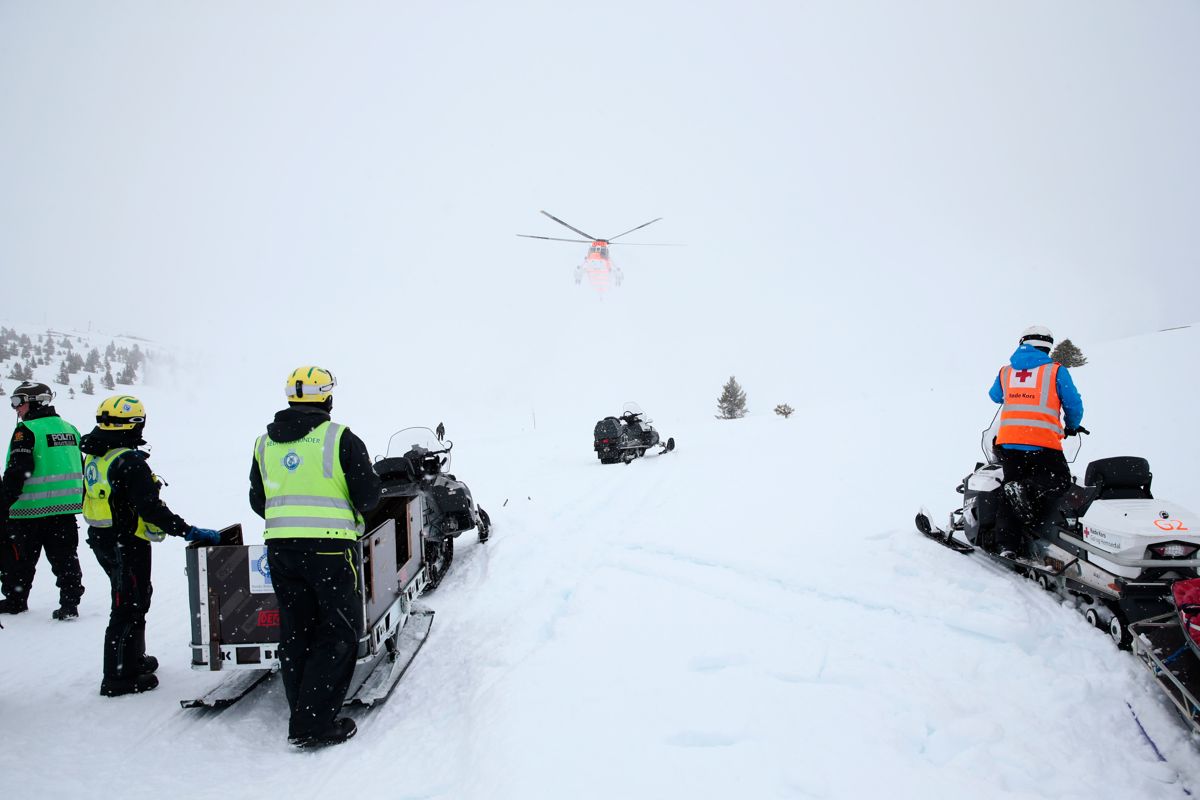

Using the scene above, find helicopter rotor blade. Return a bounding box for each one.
[539,210,598,241]
[607,217,663,241]
[516,234,592,243]
[606,242,685,247]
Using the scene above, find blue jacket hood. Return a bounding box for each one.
[1009,344,1053,369]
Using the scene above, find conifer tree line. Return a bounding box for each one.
[0,327,154,389]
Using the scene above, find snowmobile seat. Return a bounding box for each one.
[1085,457,1153,500]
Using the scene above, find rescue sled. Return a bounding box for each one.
[1127,579,1200,737]
[181,495,433,710]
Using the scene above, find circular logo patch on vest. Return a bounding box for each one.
[281,450,303,472]
[85,461,100,487]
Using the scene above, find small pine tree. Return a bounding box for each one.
[84,348,101,372]
[0,384,5,396]
[81,375,95,395]
[102,366,116,390]
[774,403,795,419]
[1051,338,1087,368]
[716,376,748,420]
[104,342,116,361]
[55,361,71,385]
[117,362,137,385]
[22,359,36,380]
[68,387,76,399]
[62,337,74,351]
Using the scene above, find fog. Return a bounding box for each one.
[2,1,1198,427]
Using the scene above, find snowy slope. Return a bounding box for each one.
[1,323,1198,799]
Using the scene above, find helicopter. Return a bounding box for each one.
[517,210,679,292]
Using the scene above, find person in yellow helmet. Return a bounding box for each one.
[81,395,220,697]
[248,367,380,748]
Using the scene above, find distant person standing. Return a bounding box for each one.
[249,366,380,748]
[989,326,1086,557]
[0,382,85,619]
[80,395,220,696]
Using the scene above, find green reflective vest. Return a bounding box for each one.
[6,416,83,520]
[82,448,166,542]
[255,421,361,541]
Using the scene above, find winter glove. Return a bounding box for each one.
[1064,426,1090,437]
[184,526,221,545]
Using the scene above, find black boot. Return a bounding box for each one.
[139,655,159,675]
[289,717,357,749]
[0,597,29,615]
[51,604,79,621]
[1003,481,1036,525]
[100,673,159,697]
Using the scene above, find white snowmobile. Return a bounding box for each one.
[916,428,1200,649]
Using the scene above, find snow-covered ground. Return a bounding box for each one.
[3,2,1199,797]
[1,322,1198,799]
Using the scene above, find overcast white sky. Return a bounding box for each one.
[2,1,1197,415]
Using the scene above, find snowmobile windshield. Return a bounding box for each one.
[385,426,452,468]
[621,401,651,423]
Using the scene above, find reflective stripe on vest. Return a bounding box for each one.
[995,363,1064,451]
[7,416,83,519]
[256,421,361,541]
[82,448,166,542]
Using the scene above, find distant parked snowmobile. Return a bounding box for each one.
[593,402,675,464]
[371,426,491,591]
[916,428,1200,650]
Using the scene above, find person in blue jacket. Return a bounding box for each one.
[988,325,1085,557]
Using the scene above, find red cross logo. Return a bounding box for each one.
[1014,369,1033,383]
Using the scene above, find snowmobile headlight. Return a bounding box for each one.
[1148,542,1199,559]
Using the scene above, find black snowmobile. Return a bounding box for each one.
[593,402,675,464]
[917,426,1200,650]
[370,425,491,591]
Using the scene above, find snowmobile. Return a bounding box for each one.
[593,402,676,464]
[916,427,1200,650]
[183,510,433,710]
[370,426,491,591]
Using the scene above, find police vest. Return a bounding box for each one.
[82,448,166,542]
[6,416,83,520]
[995,363,1064,451]
[254,421,362,542]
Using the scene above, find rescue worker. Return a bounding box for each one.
[81,395,220,696]
[249,366,380,748]
[989,325,1086,557]
[0,382,85,619]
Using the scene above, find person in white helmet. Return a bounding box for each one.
[987,326,1086,558]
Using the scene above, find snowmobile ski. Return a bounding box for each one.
[180,668,275,710]
[346,607,434,707]
[915,509,974,554]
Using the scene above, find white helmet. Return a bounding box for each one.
[1019,325,1054,350]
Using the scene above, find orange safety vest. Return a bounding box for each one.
[995,363,1064,450]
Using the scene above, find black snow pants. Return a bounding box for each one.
[995,446,1073,553]
[0,515,85,607]
[267,543,362,739]
[87,529,153,679]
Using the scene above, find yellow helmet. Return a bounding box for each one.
[285,366,337,403]
[96,395,146,430]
